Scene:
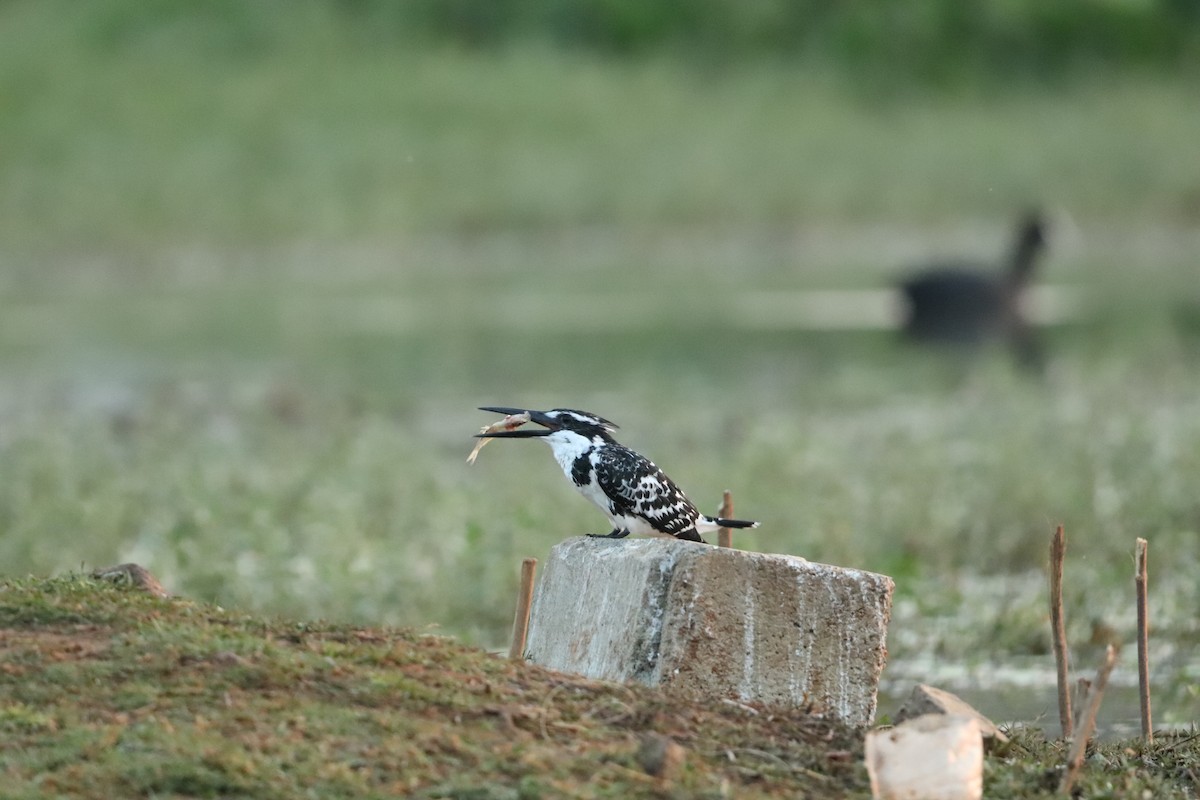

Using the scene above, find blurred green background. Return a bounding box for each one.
[2,1,1198,724]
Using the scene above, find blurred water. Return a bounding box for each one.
[880,657,1198,738]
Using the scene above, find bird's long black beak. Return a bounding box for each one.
[476,429,549,438]
[479,406,531,417]
[476,407,557,438]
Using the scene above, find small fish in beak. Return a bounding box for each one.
[466,411,532,464]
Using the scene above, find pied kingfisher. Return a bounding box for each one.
[476,406,760,543]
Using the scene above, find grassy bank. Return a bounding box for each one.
[2,575,1198,799]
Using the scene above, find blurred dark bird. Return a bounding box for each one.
[475,406,759,543]
[899,212,1048,367]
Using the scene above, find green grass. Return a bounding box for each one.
[0,2,1198,738]
[0,328,1196,682]
[3,2,1200,252]
[2,575,1198,799]
[0,574,872,799]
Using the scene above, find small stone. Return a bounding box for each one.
[636,733,686,785]
[894,684,1008,745]
[91,563,170,599]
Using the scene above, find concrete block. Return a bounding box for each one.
[865,714,984,800]
[522,537,894,726]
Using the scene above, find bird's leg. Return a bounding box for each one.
[587,528,630,539]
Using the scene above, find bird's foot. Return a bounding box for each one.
[587,528,631,539]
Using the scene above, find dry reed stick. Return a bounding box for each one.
[1061,644,1119,794]
[1050,524,1072,740]
[1072,678,1091,733]
[1135,537,1152,742]
[509,557,537,660]
[717,490,733,549]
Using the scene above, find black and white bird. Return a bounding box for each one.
[476,406,759,543]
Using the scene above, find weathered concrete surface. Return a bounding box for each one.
[522,537,894,726]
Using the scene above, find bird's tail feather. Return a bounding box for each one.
[707,517,759,529]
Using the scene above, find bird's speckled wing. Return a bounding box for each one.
[590,444,699,536]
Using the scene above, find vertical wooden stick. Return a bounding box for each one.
[509,557,537,660]
[1061,644,1119,794]
[717,490,733,548]
[1049,524,1072,740]
[1135,537,1151,742]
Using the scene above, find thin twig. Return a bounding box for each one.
[509,557,537,660]
[1135,537,1151,742]
[720,697,760,715]
[1050,524,1072,740]
[717,489,733,548]
[1072,678,1091,733]
[1061,644,1119,794]
[1161,730,1200,753]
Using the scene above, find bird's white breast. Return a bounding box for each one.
[542,430,595,477]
